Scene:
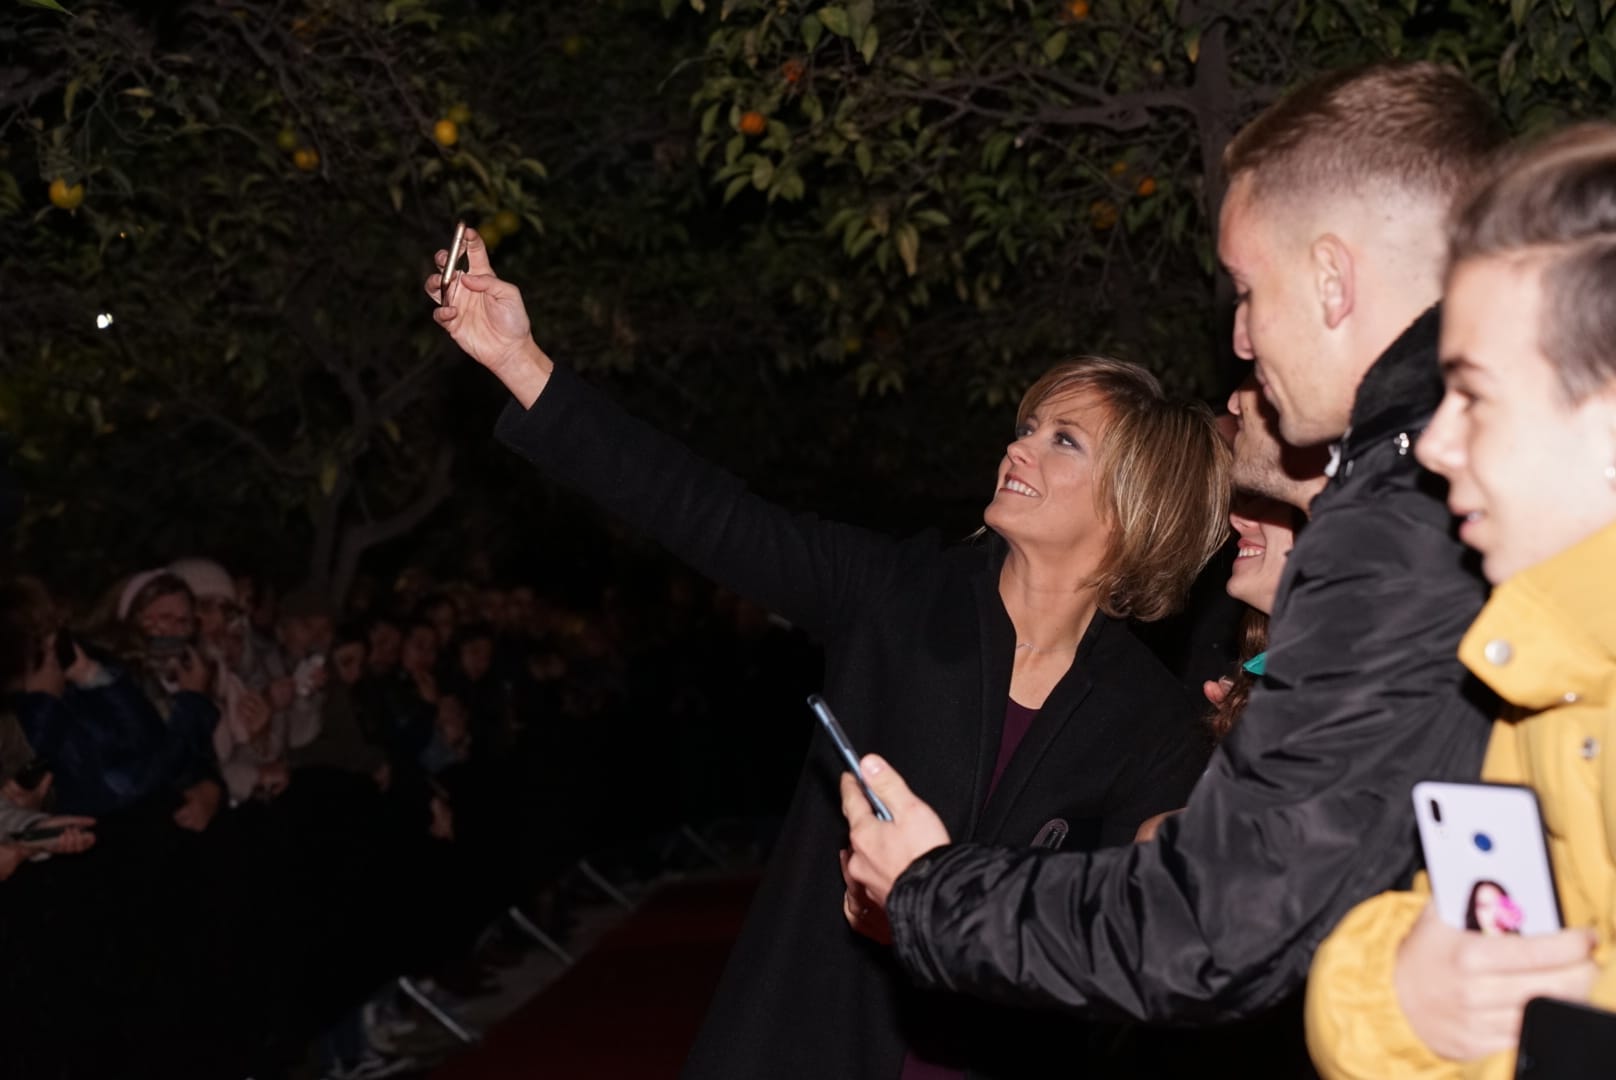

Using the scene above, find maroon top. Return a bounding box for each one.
[899,697,1040,1080]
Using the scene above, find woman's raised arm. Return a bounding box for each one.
[425,227,553,408]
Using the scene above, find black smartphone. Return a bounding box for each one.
[8,824,71,844]
[807,694,893,822]
[1517,997,1616,1077]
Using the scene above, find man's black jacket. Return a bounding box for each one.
[888,307,1497,1023]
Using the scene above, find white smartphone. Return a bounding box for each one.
[438,221,468,306]
[1412,780,1562,935]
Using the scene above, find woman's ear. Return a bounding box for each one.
[1312,234,1355,330]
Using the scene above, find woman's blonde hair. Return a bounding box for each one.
[1014,357,1231,622]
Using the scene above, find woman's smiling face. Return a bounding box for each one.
[1226,494,1297,616]
[984,388,1114,570]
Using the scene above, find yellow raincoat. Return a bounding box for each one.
[1305,522,1616,1078]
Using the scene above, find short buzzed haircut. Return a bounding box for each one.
[1449,122,1616,403]
[1224,61,1503,204]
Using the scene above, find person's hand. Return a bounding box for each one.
[2,773,51,811]
[429,794,455,841]
[425,227,553,406]
[173,778,223,832]
[257,760,290,798]
[1394,901,1598,1061]
[0,844,28,882]
[1135,808,1181,843]
[23,637,65,698]
[1203,677,1232,707]
[62,639,100,687]
[841,756,951,910]
[414,670,439,705]
[238,691,272,738]
[33,816,96,856]
[840,848,892,944]
[176,647,213,695]
[268,676,296,712]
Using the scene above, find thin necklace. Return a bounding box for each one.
[1015,641,1078,654]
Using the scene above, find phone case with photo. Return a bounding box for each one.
[1413,780,1563,935]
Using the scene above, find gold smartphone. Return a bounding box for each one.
[439,221,468,306]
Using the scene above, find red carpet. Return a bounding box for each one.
[432,874,759,1080]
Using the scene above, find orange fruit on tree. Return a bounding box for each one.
[1089,198,1118,230]
[275,127,298,152]
[1065,0,1091,20]
[433,119,459,147]
[48,177,84,210]
[1109,159,1129,176]
[479,221,504,249]
[292,147,320,172]
[739,110,767,137]
[1136,177,1157,197]
[492,210,520,236]
[782,59,806,85]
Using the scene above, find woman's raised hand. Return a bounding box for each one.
[426,227,553,407]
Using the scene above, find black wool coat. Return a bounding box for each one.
[495,366,1212,1079]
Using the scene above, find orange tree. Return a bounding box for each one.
[683,0,1616,409]
[1,0,547,598]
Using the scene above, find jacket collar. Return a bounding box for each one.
[1337,305,1445,465]
[1460,521,1616,711]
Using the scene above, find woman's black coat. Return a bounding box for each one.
[495,366,1212,1079]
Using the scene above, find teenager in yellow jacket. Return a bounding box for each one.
[1304,124,1616,1078]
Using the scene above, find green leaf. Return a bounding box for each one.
[894,223,919,276]
[817,5,849,37]
[861,26,879,64]
[801,13,824,48]
[751,156,775,189]
[1043,31,1069,62]
[847,0,874,43]
[20,0,71,12]
[854,140,872,176]
[661,0,682,16]
[1182,27,1201,64]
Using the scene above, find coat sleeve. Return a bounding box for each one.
[493,365,914,642]
[886,493,1494,1023]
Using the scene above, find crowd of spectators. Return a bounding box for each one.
[0,555,819,1079]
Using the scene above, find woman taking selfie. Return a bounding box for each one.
[426,232,1230,1079]
[1306,124,1616,1079]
